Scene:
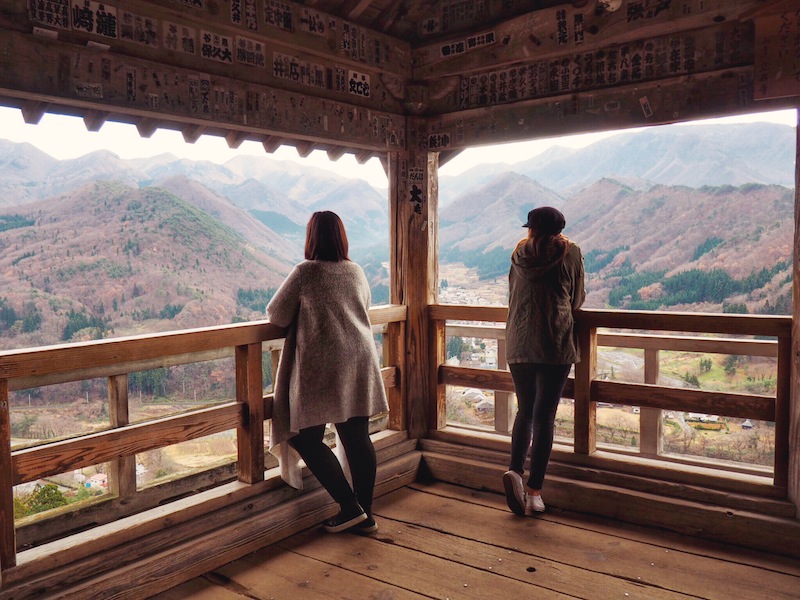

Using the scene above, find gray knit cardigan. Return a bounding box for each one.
[266,260,388,486]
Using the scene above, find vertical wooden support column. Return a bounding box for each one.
[789,108,800,509]
[381,157,408,432]
[495,337,514,434]
[236,343,264,484]
[640,348,663,457]
[0,378,15,571]
[388,123,440,439]
[573,325,597,455]
[108,374,136,499]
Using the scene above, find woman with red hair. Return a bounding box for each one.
[268,211,388,533]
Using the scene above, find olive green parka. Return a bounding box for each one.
[505,237,586,365]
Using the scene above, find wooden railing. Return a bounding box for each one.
[0,305,407,573]
[431,304,791,492]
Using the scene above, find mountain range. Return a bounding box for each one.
[0,121,795,349]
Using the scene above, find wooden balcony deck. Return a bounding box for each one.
[153,481,800,600]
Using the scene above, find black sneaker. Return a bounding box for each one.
[503,470,525,516]
[323,508,367,533]
[349,517,378,534]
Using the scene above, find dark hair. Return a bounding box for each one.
[523,207,569,261]
[305,211,350,261]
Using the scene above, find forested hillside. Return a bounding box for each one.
[0,181,290,351]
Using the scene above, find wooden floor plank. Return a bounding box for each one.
[153,484,800,600]
[153,543,428,600]
[376,485,800,600]
[409,481,800,577]
[279,527,571,599]
[151,576,247,600]
[359,515,691,599]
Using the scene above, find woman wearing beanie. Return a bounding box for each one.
[502,206,585,515]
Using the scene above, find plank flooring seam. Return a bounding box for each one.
[274,543,442,600]
[366,510,704,599]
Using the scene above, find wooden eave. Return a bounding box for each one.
[1,1,798,161]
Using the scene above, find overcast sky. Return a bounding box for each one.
[0,105,795,188]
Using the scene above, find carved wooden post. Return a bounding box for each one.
[0,378,14,572]
[236,343,264,484]
[573,324,597,455]
[389,119,440,439]
[640,348,663,457]
[108,374,136,499]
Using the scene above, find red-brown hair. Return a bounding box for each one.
[305,211,350,261]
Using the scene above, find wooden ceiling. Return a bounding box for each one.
[0,1,797,166]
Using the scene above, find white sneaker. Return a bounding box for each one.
[526,493,546,515]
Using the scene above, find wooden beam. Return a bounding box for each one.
[413,1,766,78]
[344,0,376,20]
[0,320,285,381]
[226,130,249,149]
[593,380,775,422]
[135,118,159,138]
[295,141,316,158]
[19,101,48,124]
[181,124,206,144]
[12,403,243,485]
[82,110,108,132]
[0,30,407,154]
[326,146,347,161]
[262,136,284,154]
[354,150,373,164]
[437,150,462,168]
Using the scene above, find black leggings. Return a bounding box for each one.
[288,416,377,516]
[509,363,571,490]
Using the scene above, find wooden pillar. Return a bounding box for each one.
[790,107,800,511]
[389,119,440,439]
[640,348,663,457]
[0,378,14,571]
[108,374,136,499]
[236,343,264,484]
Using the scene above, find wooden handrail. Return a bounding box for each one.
[448,325,779,357]
[12,403,243,486]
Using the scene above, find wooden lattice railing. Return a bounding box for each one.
[431,305,791,491]
[0,305,407,574]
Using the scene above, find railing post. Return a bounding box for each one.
[386,320,407,431]
[236,343,264,484]
[574,325,597,455]
[495,337,514,434]
[108,374,136,499]
[640,348,663,457]
[0,378,16,571]
[430,316,447,431]
[775,335,791,489]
